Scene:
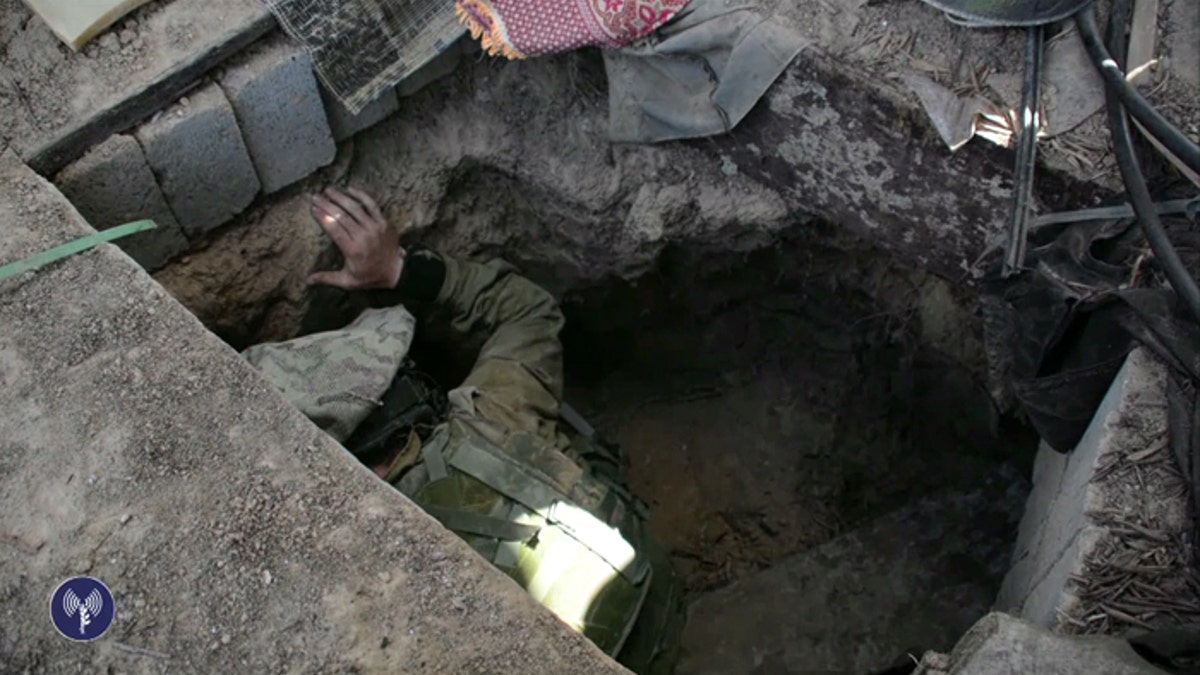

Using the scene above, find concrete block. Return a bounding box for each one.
[136,84,260,238]
[1166,0,1200,88]
[54,134,188,271]
[323,86,399,142]
[18,0,276,175]
[997,348,1174,628]
[1011,524,1105,628]
[940,613,1161,675]
[220,40,336,193]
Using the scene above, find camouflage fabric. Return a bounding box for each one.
[246,252,683,672]
[242,306,416,442]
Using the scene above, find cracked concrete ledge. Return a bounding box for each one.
[5,0,277,175]
[0,150,627,674]
[997,348,1196,632]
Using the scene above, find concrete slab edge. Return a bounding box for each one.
[26,15,277,176]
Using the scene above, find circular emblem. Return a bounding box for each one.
[50,577,115,642]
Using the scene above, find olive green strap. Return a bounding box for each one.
[494,503,536,568]
[449,439,566,516]
[423,505,539,542]
[422,431,450,482]
[0,221,157,282]
[450,437,651,582]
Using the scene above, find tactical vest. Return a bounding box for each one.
[347,369,684,675]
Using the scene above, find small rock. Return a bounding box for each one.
[377,571,392,583]
[262,570,273,586]
[119,29,137,46]
[720,155,739,177]
[98,33,119,53]
[119,514,132,525]
[221,634,231,645]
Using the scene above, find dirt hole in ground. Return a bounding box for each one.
[167,205,1039,602]
[554,224,1040,594]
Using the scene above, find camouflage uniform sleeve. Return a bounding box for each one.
[379,248,566,441]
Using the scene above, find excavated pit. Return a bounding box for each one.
[158,177,1040,667]
[557,228,1039,595]
[144,46,1061,671]
[8,0,1199,668]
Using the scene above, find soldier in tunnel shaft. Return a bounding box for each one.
[244,186,682,673]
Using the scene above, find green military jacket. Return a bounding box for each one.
[248,250,681,673]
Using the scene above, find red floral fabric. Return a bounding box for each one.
[457,0,691,59]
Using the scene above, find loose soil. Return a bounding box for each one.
[558,226,1038,592]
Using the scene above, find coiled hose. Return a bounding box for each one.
[1076,4,1200,176]
[1086,0,1200,323]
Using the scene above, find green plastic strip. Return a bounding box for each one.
[0,220,157,283]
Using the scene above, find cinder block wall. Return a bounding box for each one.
[53,33,464,273]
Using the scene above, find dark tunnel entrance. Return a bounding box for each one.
[554,223,1037,593]
[385,219,1040,671]
[182,212,1039,672]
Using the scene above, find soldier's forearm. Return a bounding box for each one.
[370,248,563,367]
[389,247,448,304]
[365,247,565,431]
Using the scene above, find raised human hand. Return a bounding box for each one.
[307,186,405,291]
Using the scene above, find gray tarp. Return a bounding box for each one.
[604,0,807,144]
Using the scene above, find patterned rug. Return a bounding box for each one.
[456,0,693,59]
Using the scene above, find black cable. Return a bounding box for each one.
[1100,0,1200,324]
[1077,5,1200,175]
[1002,25,1045,278]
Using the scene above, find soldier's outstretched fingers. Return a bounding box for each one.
[311,200,355,254]
[345,187,386,225]
[324,187,374,232]
[313,193,359,237]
